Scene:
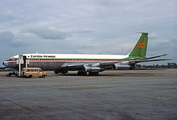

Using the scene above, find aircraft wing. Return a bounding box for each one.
[60,54,170,71]
[60,61,129,72]
[60,61,118,69]
[61,62,86,70]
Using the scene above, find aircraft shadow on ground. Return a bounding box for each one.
[54,73,155,77]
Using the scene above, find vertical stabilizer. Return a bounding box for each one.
[129,33,148,58]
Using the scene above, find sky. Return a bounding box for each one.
[0,0,177,67]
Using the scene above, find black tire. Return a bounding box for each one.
[29,75,32,78]
[78,71,87,75]
[42,75,45,78]
[89,72,99,76]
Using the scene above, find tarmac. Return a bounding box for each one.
[0,69,177,120]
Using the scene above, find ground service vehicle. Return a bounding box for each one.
[21,67,47,78]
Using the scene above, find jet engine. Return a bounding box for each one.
[83,65,104,72]
[113,63,131,70]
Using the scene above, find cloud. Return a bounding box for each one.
[149,33,158,38]
[172,35,177,42]
[171,35,177,56]
[0,31,14,43]
[3,10,25,20]
[22,26,71,40]
[0,31,24,47]
[75,28,94,34]
[22,26,93,40]
[0,0,177,66]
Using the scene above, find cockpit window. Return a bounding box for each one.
[10,57,16,60]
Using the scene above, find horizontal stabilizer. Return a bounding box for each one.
[142,54,167,60]
[136,59,171,63]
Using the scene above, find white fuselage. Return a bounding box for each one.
[3,53,129,71]
[11,53,129,60]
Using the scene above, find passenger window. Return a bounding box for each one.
[26,69,30,72]
[35,69,38,72]
[31,69,33,72]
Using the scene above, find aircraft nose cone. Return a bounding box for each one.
[3,62,8,67]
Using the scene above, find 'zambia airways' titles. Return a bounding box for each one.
[30,55,56,58]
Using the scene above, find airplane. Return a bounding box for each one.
[3,33,169,75]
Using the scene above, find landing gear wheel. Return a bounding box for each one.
[77,71,87,75]
[89,72,99,76]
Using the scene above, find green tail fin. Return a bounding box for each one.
[128,33,148,58]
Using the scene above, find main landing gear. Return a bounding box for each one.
[77,71,99,76]
[54,70,68,74]
[77,71,87,75]
[89,72,99,76]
